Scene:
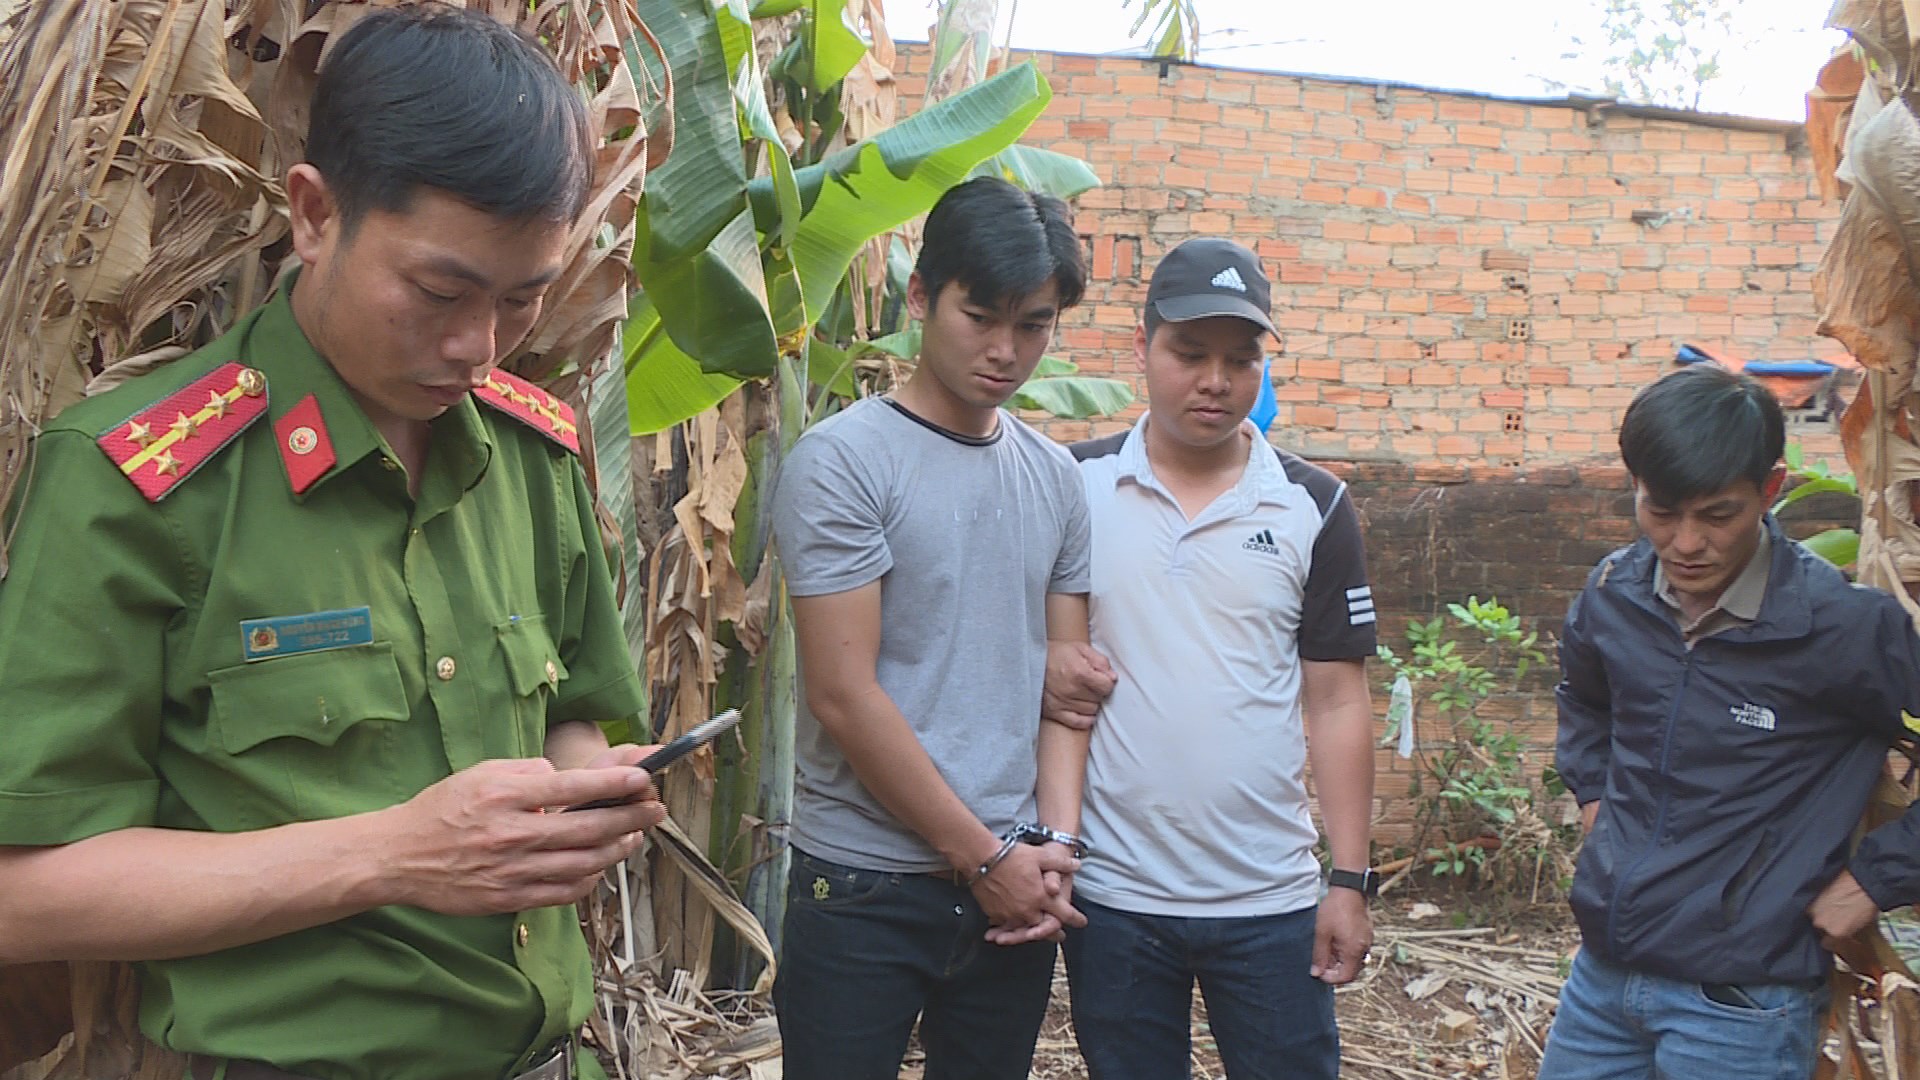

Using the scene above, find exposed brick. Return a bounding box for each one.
[891,45,1847,481]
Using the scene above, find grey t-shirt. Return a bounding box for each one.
[769,397,1091,872]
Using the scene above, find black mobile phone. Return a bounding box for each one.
[1702,982,1764,1010]
[564,709,740,812]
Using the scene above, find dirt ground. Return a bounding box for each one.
[674,888,1920,1080]
[897,879,1582,1080]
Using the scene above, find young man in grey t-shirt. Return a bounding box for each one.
[768,177,1096,1080]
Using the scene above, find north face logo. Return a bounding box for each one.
[1211,267,1248,292]
[1730,702,1777,731]
[1243,529,1280,555]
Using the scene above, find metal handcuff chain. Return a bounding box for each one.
[965,821,1092,886]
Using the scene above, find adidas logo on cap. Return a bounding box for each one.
[1211,267,1248,292]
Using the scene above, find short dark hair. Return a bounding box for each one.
[1619,365,1785,504]
[916,177,1087,313]
[305,5,593,231]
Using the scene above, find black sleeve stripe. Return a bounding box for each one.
[1287,445,1377,661]
[1274,447,1345,524]
[1071,430,1128,462]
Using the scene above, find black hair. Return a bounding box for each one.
[305,4,593,231]
[1619,365,1785,505]
[916,176,1087,314]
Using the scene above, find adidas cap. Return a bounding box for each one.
[1144,237,1275,336]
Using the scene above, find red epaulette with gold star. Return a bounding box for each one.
[96,363,270,501]
[474,370,579,454]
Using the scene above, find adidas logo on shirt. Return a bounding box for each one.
[1243,529,1280,556]
[1211,266,1248,292]
[1347,586,1375,626]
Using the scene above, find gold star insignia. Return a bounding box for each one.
[170,412,197,439]
[152,451,181,477]
[205,390,229,419]
[126,420,155,448]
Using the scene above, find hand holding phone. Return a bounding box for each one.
[564,709,740,812]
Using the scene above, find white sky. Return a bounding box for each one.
[879,0,1846,122]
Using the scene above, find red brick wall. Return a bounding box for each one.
[892,45,1848,468]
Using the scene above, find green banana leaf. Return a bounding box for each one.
[1801,527,1861,568]
[624,290,742,435]
[734,40,802,253]
[630,0,779,378]
[855,324,919,361]
[1011,374,1136,419]
[804,0,869,92]
[588,340,650,683]
[1013,355,1136,418]
[748,63,1057,329]
[1772,475,1858,513]
[715,2,756,79]
[973,144,1103,200]
[804,336,859,398]
[630,0,748,263]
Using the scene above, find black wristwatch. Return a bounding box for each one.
[1328,868,1380,897]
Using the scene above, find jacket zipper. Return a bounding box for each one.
[1605,638,1694,956]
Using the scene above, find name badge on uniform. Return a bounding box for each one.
[240,606,374,662]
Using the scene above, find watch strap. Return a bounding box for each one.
[1328,867,1379,897]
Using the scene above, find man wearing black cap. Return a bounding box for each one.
[1047,238,1380,1079]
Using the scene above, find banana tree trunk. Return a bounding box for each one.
[709,361,804,986]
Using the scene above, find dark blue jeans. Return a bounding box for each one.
[773,847,1057,1080]
[1063,897,1338,1080]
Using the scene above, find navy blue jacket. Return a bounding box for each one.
[1557,518,1920,984]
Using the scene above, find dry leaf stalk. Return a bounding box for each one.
[1814,3,1920,1074]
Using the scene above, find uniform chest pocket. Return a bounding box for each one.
[208,643,409,753]
[205,643,413,823]
[497,615,569,697]
[497,616,569,758]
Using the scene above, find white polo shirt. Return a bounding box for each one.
[1070,418,1376,917]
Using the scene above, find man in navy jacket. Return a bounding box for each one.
[1540,364,1920,1080]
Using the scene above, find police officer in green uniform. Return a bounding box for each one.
[0,8,665,1079]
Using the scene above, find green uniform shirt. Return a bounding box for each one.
[0,284,644,1079]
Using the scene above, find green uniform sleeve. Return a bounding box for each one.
[0,431,184,844]
[546,457,645,739]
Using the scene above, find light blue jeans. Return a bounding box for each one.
[1537,951,1830,1080]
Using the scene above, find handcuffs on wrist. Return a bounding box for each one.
[965,821,1092,886]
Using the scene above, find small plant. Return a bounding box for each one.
[1378,596,1573,897]
[1427,840,1487,878]
[1776,444,1860,569]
